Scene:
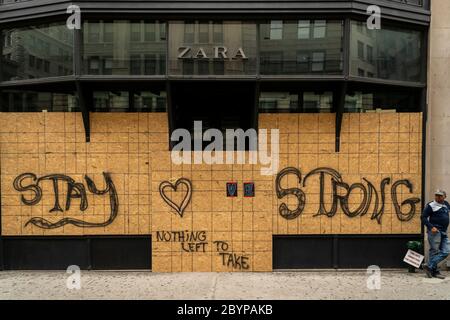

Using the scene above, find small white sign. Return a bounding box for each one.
[403,249,424,268]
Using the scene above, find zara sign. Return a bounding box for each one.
[177,46,248,60]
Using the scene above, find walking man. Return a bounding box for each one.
[421,190,450,279]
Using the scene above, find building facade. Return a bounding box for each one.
[0,0,432,271]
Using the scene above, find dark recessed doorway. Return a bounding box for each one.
[170,81,257,150]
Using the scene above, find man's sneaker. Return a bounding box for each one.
[423,265,434,278]
[433,272,446,279]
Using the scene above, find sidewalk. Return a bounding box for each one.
[0,270,449,300]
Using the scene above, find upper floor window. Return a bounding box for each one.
[1,22,74,81]
[260,20,344,75]
[83,20,167,76]
[350,21,424,82]
[269,20,283,40]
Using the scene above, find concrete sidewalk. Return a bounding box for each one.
[0,270,449,300]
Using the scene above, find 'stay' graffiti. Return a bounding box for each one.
[159,178,192,218]
[13,172,118,229]
[276,167,420,224]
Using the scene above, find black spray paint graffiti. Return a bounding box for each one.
[156,230,250,270]
[156,230,208,252]
[13,172,118,229]
[276,167,420,224]
[214,240,250,270]
[159,178,192,218]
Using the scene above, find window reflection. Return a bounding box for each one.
[350,21,423,82]
[345,89,420,112]
[260,20,344,75]
[83,20,166,75]
[1,91,78,112]
[1,23,74,81]
[259,91,332,113]
[92,90,167,112]
[303,92,333,112]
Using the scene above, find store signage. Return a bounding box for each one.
[178,46,248,60]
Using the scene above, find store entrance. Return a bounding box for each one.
[170,81,257,150]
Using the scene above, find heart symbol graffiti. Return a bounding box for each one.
[159,178,192,218]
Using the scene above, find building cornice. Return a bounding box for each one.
[0,0,430,25]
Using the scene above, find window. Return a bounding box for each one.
[131,22,141,42]
[213,22,223,43]
[29,55,35,67]
[184,23,195,43]
[367,45,374,64]
[296,51,310,73]
[3,31,12,47]
[93,90,166,112]
[130,55,141,74]
[344,88,421,113]
[197,60,209,75]
[144,22,156,42]
[93,91,129,112]
[88,22,100,43]
[89,57,100,74]
[303,92,333,112]
[104,22,114,42]
[103,57,113,75]
[358,68,365,77]
[160,23,167,40]
[144,54,157,74]
[313,20,327,38]
[350,21,424,82]
[199,23,209,43]
[134,91,167,112]
[260,20,343,75]
[311,52,325,72]
[259,92,299,112]
[36,58,42,70]
[261,52,283,74]
[83,20,166,75]
[358,41,365,60]
[2,23,74,80]
[269,20,283,40]
[44,60,50,73]
[1,91,78,112]
[213,61,225,75]
[297,20,310,39]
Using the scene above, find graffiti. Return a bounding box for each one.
[226,182,238,197]
[275,167,306,220]
[156,231,250,270]
[156,230,208,252]
[13,172,118,229]
[243,182,255,197]
[159,178,192,218]
[276,167,420,224]
[214,240,250,270]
